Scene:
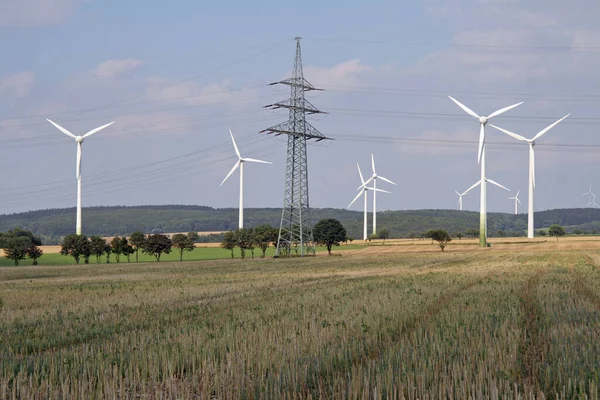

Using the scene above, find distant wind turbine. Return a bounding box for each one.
[448,96,522,247]
[456,180,485,211]
[508,190,521,215]
[47,119,115,235]
[347,163,390,240]
[220,129,272,229]
[490,114,569,238]
[361,154,396,235]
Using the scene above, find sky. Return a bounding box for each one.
[1,0,600,216]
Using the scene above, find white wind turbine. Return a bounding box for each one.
[361,154,396,235]
[347,163,390,240]
[448,96,523,247]
[456,179,486,211]
[508,190,521,215]
[47,119,114,235]
[490,114,569,238]
[582,185,595,208]
[220,129,272,229]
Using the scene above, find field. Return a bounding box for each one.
[2,239,600,398]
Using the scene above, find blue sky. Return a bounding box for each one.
[1,0,600,217]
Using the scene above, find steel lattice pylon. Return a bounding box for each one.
[260,37,330,257]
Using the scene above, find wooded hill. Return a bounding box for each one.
[2,205,600,244]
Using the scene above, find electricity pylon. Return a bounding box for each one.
[260,37,330,257]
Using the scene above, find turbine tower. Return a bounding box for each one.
[347,163,389,241]
[490,115,569,238]
[509,190,521,215]
[448,96,522,247]
[220,129,272,229]
[260,37,331,257]
[47,119,115,235]
[362,154,395,235]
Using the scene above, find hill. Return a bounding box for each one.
[2,205,600,244]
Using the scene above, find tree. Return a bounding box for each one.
[104,244,112,263]
[90,236,107,263]
[4,237,29,266]
[60,234,91,264]
[0,228,42,248]
[110,237,128,263]
[253,224,278,258]
[313,219,347,255]
[378,229,390,245]
[428,229,452,252]
[221,230,236,258]
[26,245,43,265]
[142,234,172,262]
[548,224,566,241]
[235,228,254,259]
[123,243,134,262]
[455,232,463,241]
[129,231,146,262]
[537,230,548,237]
[172,233,196,261]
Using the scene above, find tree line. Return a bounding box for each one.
[59,232,200,264]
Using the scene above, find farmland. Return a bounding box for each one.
[2,240,600,398]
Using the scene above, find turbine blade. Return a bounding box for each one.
[487,101,524,119]
[463,180,481,195]
[76,142,82,179]
[486,178,510,191]
[229,129,241,159]
[362,176,375,188]
[82,121,115,138]
[530,144,535,188]
[489,124,528,141]
[357,163,365,185]
[516,190,520,197]
[477,124,485,163]
[367,187,390,194]
[47,119,76,138]
[220,160,241,186]
[347,189,364,209]
[517,198,521,204]
[455,190,461,196]
[371,153,376,175]
[448,96,479,118]
[378,175,397,185]
[243,157,272,164]
[532,114,570,141]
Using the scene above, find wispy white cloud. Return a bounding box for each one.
[0,0,80,27]
[93,59,143,80]
[0,71,35,97]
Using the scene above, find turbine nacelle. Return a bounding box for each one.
[75,136,84,143]
[478,116,488,125]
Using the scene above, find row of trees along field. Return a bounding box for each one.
[60,232,199,264]
[0,228,44,265]
[221,220,349,258]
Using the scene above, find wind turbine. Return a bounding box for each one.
[448,96,523,247]
[508,190,521,215]
[361,154,396,235]
[220,129,272,229]
[47,119,114,235]
[583,185,595,208]
[456,179,486,211]
[490,114,569,238]
[347,163,390,240]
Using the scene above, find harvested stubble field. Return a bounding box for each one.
[2,243,600,398]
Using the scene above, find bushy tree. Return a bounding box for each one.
[90,236,107,263]
[235,228,254,259]
[142,234,172,262]
[61,234,91,264]
[313,219,347,255]
[378,228,390,245]
[3,237,29,266]
[26,245,43,265]
[253,224,278,258]
[428,229,452,252]
[104,244,112,264]
[172,233,196,261]
[548,224,566,241]
[129,231,146,262]
[221,230,236,258]
[0,228,42,248]
[110,236,129,263]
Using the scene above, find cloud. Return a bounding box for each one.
[0,71,35,97]
[93,59,143,80]
[305,59,374,88]
[0,0,79,27]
